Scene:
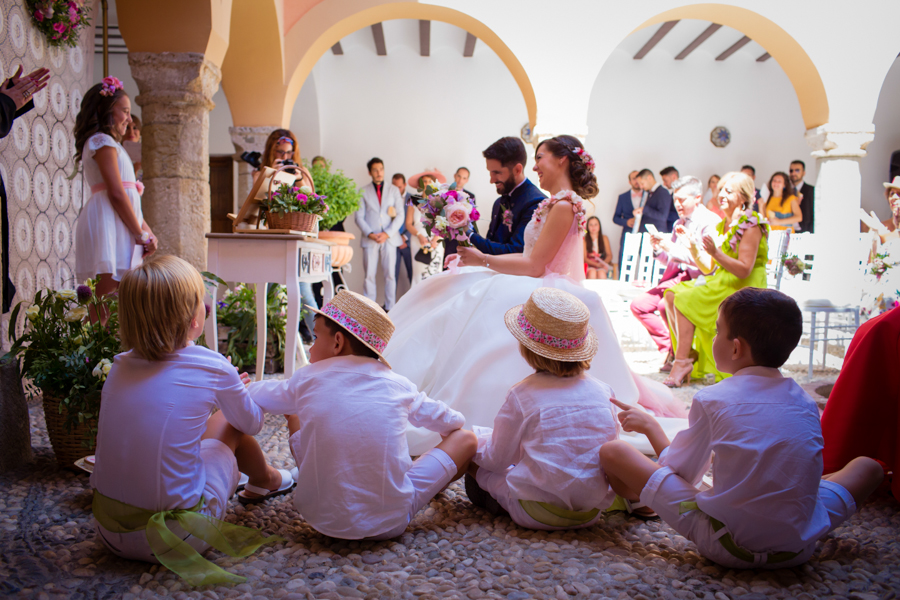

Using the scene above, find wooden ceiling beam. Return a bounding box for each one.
[463,32,477,57]
[634,20,679,59]
[675,23,721,60]
[371,22,386,56]
[716,35,751,61]
[756,52,771,62]
[419,20,430,57]
[331,42,343,56]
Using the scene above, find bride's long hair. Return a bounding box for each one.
[535,135,599,199]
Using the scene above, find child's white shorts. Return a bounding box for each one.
[640,465,856,569]
[366,447,459,540]
[95,438,240,563]
[475,466,604,531]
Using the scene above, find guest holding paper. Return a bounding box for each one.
[74,77,157,301]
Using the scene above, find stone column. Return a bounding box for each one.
[230,126,277,209]
[128,52,222,271]
[805,124,876,305]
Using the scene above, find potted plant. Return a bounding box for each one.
[307,160,362,234]
[5,282,119,468]
[212,283,292,373]
[261,182,329,235]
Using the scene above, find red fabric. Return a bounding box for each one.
[821,307,900,499]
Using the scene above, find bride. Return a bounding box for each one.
[384,135,687,455]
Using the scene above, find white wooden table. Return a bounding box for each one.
[204,233,335,381]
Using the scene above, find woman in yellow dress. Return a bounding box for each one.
[663,171,769,386]
[765,171,802,232]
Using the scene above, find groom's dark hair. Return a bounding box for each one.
[483,137,527,169]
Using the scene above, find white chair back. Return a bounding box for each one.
[779,233,816,299]
[765,229,790,291]
[636,234,658,285]
[618,232,643,284]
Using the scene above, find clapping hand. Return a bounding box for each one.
[2,66,50,110]
[701,233,719,258]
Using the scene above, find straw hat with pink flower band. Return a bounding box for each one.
[307,290,395,368]
[408,168,446,190]
[504,287,598,362]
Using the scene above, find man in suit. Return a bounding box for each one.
[392,173,413,289]
[790,160,815,233]
[468,137,545,255]
[635,169,674,233]
[630,176,721,370]
[355,157,405,310]
[660,166,680,231]
[612,170,646,268]
[446,166,478,259]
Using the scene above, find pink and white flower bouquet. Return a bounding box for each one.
[411,183,480,247]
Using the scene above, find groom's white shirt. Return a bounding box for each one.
[356,181,405,248]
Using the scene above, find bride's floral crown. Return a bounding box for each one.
[574,147,596,173]
[99,76,124,97]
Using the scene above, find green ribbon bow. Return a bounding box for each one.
[93,490,283,586]
[518,500,600,528]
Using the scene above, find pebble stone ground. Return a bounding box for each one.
[2,355,898,600]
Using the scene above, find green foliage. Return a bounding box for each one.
[213,283,295,370]
[4,282,119,447]
[306,160,362,231]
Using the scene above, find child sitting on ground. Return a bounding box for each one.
[91,255,290,586]
[465,287,620,530]
[248,290,477,540]
[600,287,884,569]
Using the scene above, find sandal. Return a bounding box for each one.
[238,469,296,505]
[604,495,660,521]
[236,472,249,492]
[659,351,675,373]
[663,358,694,388]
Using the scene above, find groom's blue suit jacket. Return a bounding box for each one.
[471,179,546,255]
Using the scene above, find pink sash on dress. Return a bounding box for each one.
[91,181,144,196]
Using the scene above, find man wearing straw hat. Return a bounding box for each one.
[465,287,620,530]
[248,290,477,540]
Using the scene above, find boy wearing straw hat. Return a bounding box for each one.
[465,287,620,530]
[248,290,477,540]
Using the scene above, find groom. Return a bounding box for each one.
[469,137,545,255]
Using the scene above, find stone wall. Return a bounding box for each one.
[0,0,94,345]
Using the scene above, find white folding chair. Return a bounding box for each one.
[765,229,790,291]
[636,233,657,285]
[618,233,642,284]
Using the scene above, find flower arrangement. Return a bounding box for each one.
[263,183,329,217]
[4,281,119,446]
[533,190,588,235]
[26,0,91,48]
[501,203,514,232]
[99,76,123,97]
[781,254,808,277]
[723,210,768,252]
[306,159,362,231]
[212,282,292,371]
[410,183,480,246]
[870,252,892,279]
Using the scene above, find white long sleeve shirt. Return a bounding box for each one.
[91,345,265,511]
[659,366,832,553]
[248,355,464,539]
[473,372,619,512]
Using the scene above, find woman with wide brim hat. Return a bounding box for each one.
[465,287,621,530]
[408,168,446,191]
[405,168,446,285]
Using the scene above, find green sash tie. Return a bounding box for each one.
[679,501,800,565]
[518,500,600,528]
[93,490,283,586]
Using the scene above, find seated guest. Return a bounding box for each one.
[601,288,884,570]
[704,174,725,219]
[660,166,680,231]
[741,165,764,213]
[584,216,612,279]
[612,170,645,267]
[636,169,674,233]
[91,255,287,585]
[248,290,477,540]
[663,171,768,386]
[765,171,802,232]
[822,305,899,500]
[630,176,721,371]
[466,288,619,530]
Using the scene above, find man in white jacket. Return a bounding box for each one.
[355,157,405,310]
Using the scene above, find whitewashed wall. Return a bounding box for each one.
[586,43,814,258]
[861,55,900,220]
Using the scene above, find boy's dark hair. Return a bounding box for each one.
[366,157,383,172]
[316,315,380,360]
[741,164,756,175]
[660,166,678,177]
[482,137,527,169]
[719,288,802,368]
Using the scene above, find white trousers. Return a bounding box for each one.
[362,242,397,309]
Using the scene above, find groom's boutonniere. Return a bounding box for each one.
[501,203,514,232]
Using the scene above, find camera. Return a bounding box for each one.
[279,159,301,174]
[240,151,262,169]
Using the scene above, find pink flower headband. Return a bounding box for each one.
[516,309,587,350]
[321,303,386,353]
[574,147,596,172]
[99,76,123,97]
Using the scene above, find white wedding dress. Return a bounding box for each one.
[385,192,688,455]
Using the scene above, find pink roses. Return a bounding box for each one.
[446,202,475,230]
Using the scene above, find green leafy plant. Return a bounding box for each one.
[4,282,119,446]
[26,0,92,48]
[306,160,362,230]
[213,283,296,371]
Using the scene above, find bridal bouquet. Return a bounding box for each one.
[411,183,480,247]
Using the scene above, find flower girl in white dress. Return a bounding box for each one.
[74,77,157,299]
[385,136,688,455]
